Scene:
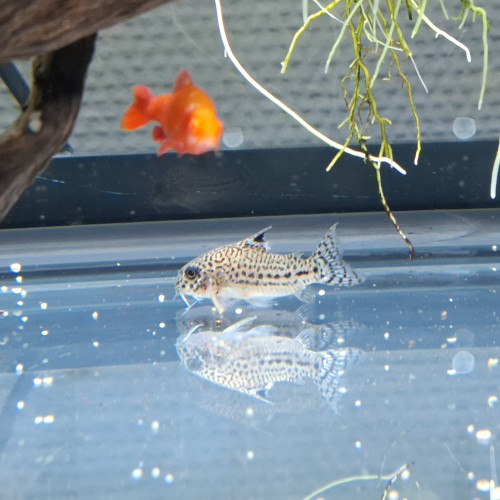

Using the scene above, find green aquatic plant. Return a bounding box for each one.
[280,0,490,254]
[284,0,489,164]
[214,0,491,256]
[214,0,406,175]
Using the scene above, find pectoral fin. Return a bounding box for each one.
[152,125,167,142]
[245,296,275,309]
[157,139,174,156]
[295,286,317,304]
[210,288,234,315]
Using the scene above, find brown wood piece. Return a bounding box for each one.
[0,34,97,223]
[0,0,176,64]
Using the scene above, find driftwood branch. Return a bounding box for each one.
[0,0,175,64]
[0,35,96,222]
[0,0,177,223]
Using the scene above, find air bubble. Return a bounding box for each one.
[488,395,498,407]
[452,351,475,374]
[222,127,244,148]
[131,468,143,480]
[476,429,492,445]
[42,377,54,387]
[453,117,476,140]
[488,358,499,372]
[10,263,22,273]
[476,479,490,492]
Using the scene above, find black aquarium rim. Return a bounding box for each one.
[2,139,499,229]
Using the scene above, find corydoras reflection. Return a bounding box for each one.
[176,304,362,351]
[175,309,363,412]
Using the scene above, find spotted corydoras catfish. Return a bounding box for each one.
[175,224,363,313]
[175,317,362,410]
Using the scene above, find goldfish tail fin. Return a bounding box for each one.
[312,224,364,287]
[121,85,154,130]
[317,347,363,411]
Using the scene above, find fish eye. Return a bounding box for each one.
[184,266,199,280]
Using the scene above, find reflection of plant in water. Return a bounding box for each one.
[301,461,411,500]
[214,0,490,256]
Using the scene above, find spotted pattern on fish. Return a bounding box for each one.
[175,225,363,313]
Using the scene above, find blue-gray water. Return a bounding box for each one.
[0,210,499,500]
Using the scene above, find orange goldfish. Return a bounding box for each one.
[121,69,223,156]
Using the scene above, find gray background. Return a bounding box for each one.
[1,0,499,156]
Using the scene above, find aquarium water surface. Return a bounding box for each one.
[0,210,499,500]
[1,1,500,499]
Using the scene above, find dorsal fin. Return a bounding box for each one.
[173,68,193,92]
[237,226,272,251]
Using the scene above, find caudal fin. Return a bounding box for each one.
[316,347,363,411]
[120,85,154,130]
[312,224,364,287]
